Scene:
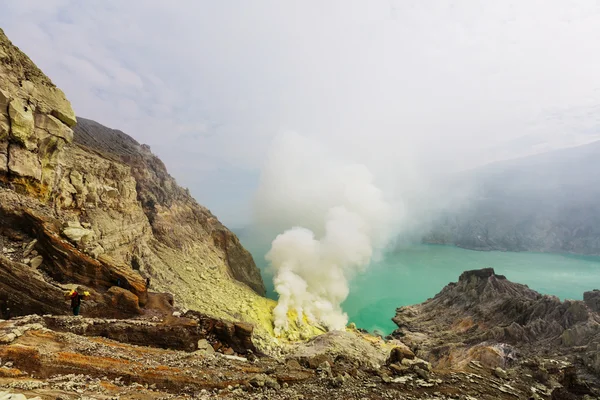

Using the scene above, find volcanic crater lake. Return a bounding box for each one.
[239,236,600,335]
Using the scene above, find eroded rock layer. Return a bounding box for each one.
[0,27,269,338]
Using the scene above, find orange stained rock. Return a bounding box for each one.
[453,317,475,332]
[55,351,143,371]
[0,345,42,371]
[0,367,27,378]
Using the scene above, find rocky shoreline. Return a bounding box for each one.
[2,268,599,399]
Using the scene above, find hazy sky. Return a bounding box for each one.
[1,1,599,226]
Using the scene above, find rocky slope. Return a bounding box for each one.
[2,271,599,399]
[72,117,265,297]
[424,141,600,255]
[0,27,287,349]
[0,313,576,400]
[392,268,600,399]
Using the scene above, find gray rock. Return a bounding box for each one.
[7,144,41,181]
[197,339,215,354]
[34,113,73,142]
[330,374,345,388]
[249,373,280,390]
[317,361,332,378]
[22,239,37,258]
[30,256,43,269]
[62,221,94,243]
[584,290,600,313]
[8,98,35,150]
[494,367,508,379]
[414,366,430,380]
[0,392,27,400]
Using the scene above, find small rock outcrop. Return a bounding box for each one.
[391,268,600,397]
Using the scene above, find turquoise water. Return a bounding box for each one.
[239,235,600,335]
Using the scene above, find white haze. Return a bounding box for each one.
[2,1,600,225]
[256,133,403,332]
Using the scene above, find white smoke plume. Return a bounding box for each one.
[255,132,401,334]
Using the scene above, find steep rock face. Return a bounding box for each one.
[391,268,600,376]
[0,29,75,197]
[73,117,265,296]
[0,28,271,343]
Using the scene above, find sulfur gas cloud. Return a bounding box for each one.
[254,132,403,334]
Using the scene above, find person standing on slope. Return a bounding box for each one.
[67,290,89,316]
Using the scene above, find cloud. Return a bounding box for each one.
[1,1,599,225]
[60,55,112,87]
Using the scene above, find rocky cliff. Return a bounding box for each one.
[0,27,275,342]
[392,268,600,398]
[71,116,266,297]
[424,141,600,255]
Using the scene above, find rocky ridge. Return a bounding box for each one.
[392,268,600,399]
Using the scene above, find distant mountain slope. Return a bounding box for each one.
[424,141,600,255]
[73,117,142,159]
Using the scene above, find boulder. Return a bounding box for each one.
[389,363,410,375]
[106,286,143,315]
[62,221,94,243]
[0,392,27,400]
[494,367,508,379]
[290,330,389,370]
[22,240,37,258]
[212,320,256,354]
[27,82,77,128]
[584,290,600,313]
[8,99,35,150]
[249,373,280,390]
[50,107,77,128]
[89,245,104,259]
[34,113,73,143]
[401,357,432,372]
[285,359,303,370]
[183,310,257,355]
[22,210,147,305]
[387,345,415,364]
[29,255,43,269]
[414,366,430,380]
[7,145,41,181]
[317,361,333,378]
[307,354,335,370]
[42,316,202,352]
[0,254,68,317]
[197,339,215,354]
